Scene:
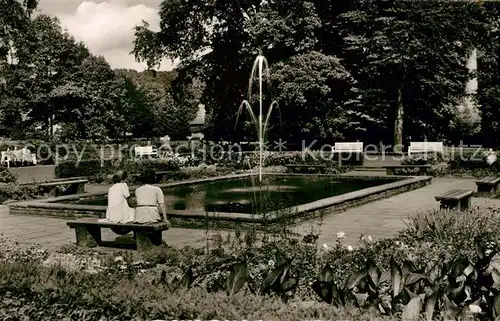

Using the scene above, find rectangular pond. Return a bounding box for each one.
[8,173,432,229]
[63,176,396,215]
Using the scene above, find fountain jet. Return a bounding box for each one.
[235,52,278,183]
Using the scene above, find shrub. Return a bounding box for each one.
[0,183,44,204]
[242,151,358,169]
[402,150,500,177]
[55,159,115,179]
[55,158,234,183]
[401,152,448,165]
[0,261,398,321]
[0,166,17,184]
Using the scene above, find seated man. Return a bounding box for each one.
[100,171,135,223]
[134,183,168,224]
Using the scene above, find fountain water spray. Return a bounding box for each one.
[236,51,278,183]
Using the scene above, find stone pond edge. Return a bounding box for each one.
[7,173,432,230]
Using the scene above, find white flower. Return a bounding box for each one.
[469,304,482,313]
[114,256,124,262]
[336,232,346,239]
[347,245,354,251]
[367,235,373,241]
[322,243,330,250]
[268,260,275,267]
[119,265,127,270]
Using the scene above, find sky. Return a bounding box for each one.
[37,0,175,71]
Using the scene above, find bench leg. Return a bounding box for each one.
[477,184,495,197]
[76,183,85,194]
[386,169,394,176]
[418,168,427,176]
[135,231,162,250]
[460,197,471,210]
[75,226,101,247]
[48,187,58,198]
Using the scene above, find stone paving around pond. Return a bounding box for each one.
[3,175,500,250]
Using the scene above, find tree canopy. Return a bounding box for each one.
[133,0,500,147]
[0,1,199,141]
[1,0,499,146]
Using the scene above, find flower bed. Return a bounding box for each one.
[402,150,500,178]
[1,206,500,320]
[54,152,352,183]
[0,166,46,204]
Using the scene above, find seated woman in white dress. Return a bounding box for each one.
[134,184,168,224]
[100,171,135,223]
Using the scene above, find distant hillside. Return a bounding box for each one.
[114,69,179,93]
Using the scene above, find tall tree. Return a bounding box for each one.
[340,0,488,146]
[19,15,90,137]
[0,0,38,136]
[133,0,323,141]
[270,51,354,144]
[477,2,500,146]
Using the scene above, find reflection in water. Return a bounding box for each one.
[223,185,298,193]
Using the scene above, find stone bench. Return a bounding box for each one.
[383,165,431,176]
[285,164,327,174]
[154,170,180,183]
[435,189,474,210]
[39,178,88,197]
[475,177,500,197]
[67,219,170,250]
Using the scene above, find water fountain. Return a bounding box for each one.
[20,54,431,230]
[236,51,278,183]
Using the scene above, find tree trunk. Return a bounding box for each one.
[393,85,404,147]
[46,116,51,137]
[49,115,53,137]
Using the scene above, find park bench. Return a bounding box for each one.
[1,151,11,167]
[39,178,88,197]
[435,189,474,211]
[332,142,364,166]
[475,177,500,196]
[67,219,170,250]
[383,165,431,176]
[134,146,158,158]
[408,142,444,156]
[332,142,363,153]
[331,142,364,165]
[285,164,327,174]
[0,150,36,167]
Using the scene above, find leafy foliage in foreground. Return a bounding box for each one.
[313,240,500,320]
[2,207,500,319]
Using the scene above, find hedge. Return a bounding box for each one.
[55,159,182,182]
[55,153,355,183]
